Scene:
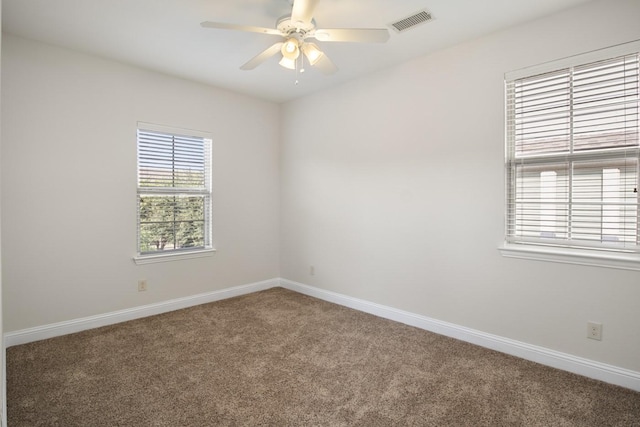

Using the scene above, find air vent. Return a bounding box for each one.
[390,10,433,33]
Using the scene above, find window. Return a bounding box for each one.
[504,42,640,264]
[136,123,213,262]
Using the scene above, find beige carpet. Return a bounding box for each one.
[7,287,640,426]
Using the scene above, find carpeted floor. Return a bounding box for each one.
[7,287,640,426]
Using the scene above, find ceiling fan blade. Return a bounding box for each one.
[313,53,338,75]
[240,42,284,70]
[291,0,319,26]
[311,28,390,43]
[201,21,282,36]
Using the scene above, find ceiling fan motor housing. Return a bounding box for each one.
[277,15,316,40]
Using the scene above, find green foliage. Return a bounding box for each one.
[138,195,206,253]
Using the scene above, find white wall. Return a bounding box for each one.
[280,0,640,372]
[1,35,280,332]
[0,1,5,423]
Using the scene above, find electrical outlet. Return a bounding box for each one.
[138,279,148,292]
[310,266,315,276]
[587,321,602,341]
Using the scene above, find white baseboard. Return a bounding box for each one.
[279,279,640,392]
[4,278,278,348]
[5,277,639,393]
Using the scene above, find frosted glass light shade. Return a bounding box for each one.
[302,43,324,65]
[279,56,296,70]
[281,38,300,60]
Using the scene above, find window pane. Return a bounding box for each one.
[138,130,207,189]
[509,162,569,240]
[177,220,205,248]
[175,196,205,221]
[139,196,175,222]
[572,159,638,245]
[138,195,207,253]
[173,135,206,188]
[573,56,640,151]
[139,222,175,253]
[513,70,571,156]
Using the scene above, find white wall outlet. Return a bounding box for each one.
[138,279,148,292]
[587,321,602,341]
[310,266,315,276]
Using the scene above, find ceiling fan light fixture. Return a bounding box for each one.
[302,42,324,65]
[201,0,391,74]
[281,38,300,60]
[279,56,297,70]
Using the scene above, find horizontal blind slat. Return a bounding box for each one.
[506,50,640,252]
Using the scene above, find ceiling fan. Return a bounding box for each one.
[201,0,390,75]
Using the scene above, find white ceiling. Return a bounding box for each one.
[2,0,594,103]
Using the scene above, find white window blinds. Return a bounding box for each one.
[505,47,639,253]
[137,124,212,255]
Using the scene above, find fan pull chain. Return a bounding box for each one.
[294,52,308,85]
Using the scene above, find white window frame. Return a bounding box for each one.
[133,122,215,265]
[500,40,640,271]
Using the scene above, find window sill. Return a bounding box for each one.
[498,243,640,271]
[133,248,216,265]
